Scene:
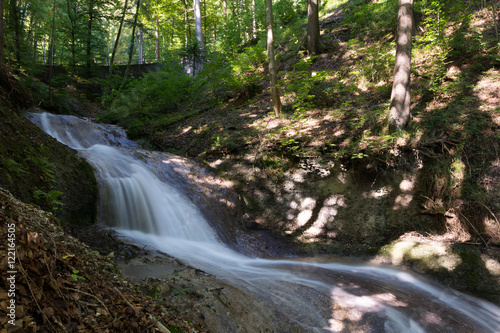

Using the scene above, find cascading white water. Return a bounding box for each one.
[28,112,500,333]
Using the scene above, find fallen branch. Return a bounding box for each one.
[147,314,171,333]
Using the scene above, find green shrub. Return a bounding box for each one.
[100,63,191,126]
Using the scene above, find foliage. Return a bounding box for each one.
[340,0,398,39]
[67,269,86,281]
[33,189,64,211]
[1,157,27,183]
[99,61,191,137]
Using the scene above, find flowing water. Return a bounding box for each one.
[28,112,500,333]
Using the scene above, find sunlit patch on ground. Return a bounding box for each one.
[474,70,500,126]
[377,240,462,271]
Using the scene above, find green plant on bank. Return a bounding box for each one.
[341,0,397,39]
[33,189,64,211]
[171,287,193,299]
[67,269,86,281]
[1,157,27,183]
[167,325,185,333]
[27,154,57,183]
[282,56,321,115]
[346,39,394,87]
[99,61,191,138]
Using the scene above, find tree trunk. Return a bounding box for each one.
[252,0,257,39]
[10,0,21,65]
[389,0,413,130]
[66,0,77,68]
[182,0,190,46]
[492,0,499,41]
[155,15,159,61]
[31,20,37,64]
[123,0,141,81]
[265,0,281,116]
[222,0,227,18]
[1,0,5,64]
[194,0,204,73]
[138,28,143,64]
[194,0,204,47]
[110,0,129,73]
[306,0,321,55]
[87,0,95,76]
[49,0,56,103]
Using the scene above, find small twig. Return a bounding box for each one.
[64,287,110,316]
[18,260,58,332]
[457,211,487,245]
[477,202,500,228]
[114,287,138,316]
[416,148,437,158]
[98,315,130,330]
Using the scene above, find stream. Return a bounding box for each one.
[28,112,500,332]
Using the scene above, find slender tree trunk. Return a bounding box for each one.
[389,0,413,130]
[194,0,204,49]
[49,0,56,103]
[0,0,3,64]
[42,39,45,64]
[252,0,257,39]
[138,28,143,64]
[182,0,190,46]
[10,0,21,65]
[110,0,129,73]
[222,0,227,18]
[66,0,77,68]
[492,0,499,41]
[155,14,159,61]
[123,0,141,81]
[87,0,94,76]
[194,0,204,73]
[32,20,37,64]
[203,0,207,42]
[265,0,281,116]
[306,0,321,55]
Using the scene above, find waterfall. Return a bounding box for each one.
[28,112,500,333]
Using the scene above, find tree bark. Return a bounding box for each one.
[389,0,413,130]
[194,0,204,73]
[306,0,321,55]
[252,0,257,39]
[265,0,281,116]
[194,0,204,47]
